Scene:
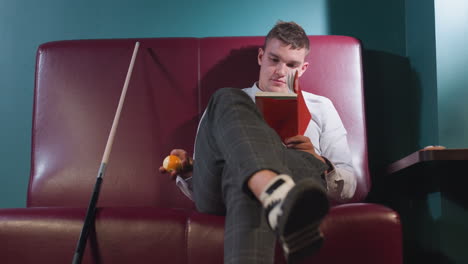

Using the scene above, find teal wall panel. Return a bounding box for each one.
[435,0,468,148]
[406,0,438,148]
[0,0,330,208]
[327,0,406,56]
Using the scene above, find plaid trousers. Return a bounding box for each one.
[193,88,327,264]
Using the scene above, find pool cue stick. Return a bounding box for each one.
[72,41,140,264]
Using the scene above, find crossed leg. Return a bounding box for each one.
[192,88,328,264]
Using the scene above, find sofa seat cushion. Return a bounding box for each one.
[0,203,400,264]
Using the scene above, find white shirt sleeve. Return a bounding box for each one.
[176,175,194,201]
[302,91,357,202]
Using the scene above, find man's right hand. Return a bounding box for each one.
[159,149,194,180]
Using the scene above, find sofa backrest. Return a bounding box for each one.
[29,36,368,208]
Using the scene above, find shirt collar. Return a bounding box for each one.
[252,82,261,92]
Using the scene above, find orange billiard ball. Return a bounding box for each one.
[163,155,182,172]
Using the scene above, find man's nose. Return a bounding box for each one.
[276,63,288,75]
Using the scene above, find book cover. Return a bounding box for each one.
[255,93,298,141]
[255,71,311,141]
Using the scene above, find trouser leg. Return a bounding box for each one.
[192,88,327,264]
[192,88,291,213]
[221,150,326,264]
[222,162,276,264]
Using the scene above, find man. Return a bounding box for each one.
[160,21,356,264]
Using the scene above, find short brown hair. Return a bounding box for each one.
[264,21,309,51]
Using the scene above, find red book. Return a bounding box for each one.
[255,89,311,141]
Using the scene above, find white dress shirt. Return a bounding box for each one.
[176,84,357,203]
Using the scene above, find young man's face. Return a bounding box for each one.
[257,38,309,93]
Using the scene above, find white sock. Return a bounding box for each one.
[259,174,295,230]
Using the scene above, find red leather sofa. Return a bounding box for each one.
[0,36,402,263]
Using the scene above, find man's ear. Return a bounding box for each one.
[298,61,309,77]
[258,48,264,66]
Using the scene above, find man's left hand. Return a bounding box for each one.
[284,135,326,164]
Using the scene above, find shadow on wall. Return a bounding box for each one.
[326,0,406,57]
[362,49,421,176]
[200,46,260,110]
[325,0,418,179]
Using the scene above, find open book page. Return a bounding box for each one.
[255,91,297,98]
[286,69,297,93]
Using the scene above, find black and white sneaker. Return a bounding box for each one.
[260,174,329,263]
